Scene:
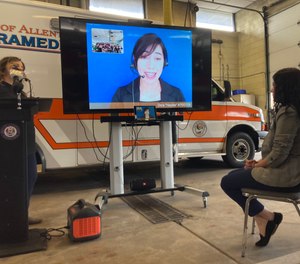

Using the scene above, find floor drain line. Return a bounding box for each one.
[121,194,189,224]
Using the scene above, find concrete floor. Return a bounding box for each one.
[2,155,300,264]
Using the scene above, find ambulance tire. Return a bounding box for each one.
[222,132,255,168]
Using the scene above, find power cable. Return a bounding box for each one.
[40,226,69,241]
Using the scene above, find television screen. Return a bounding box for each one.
[59,17,211,114]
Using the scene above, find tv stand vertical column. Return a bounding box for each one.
[109,122,124,195]
[160,121,174,189]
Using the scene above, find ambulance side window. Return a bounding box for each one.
[211,82,225,101]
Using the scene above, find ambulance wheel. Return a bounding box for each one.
[222,132,255,168]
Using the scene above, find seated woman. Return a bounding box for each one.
[112,33,185,103]
[221,68,300,247]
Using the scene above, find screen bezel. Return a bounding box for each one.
[59,17,212,114]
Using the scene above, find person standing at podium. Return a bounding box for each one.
[0,56,42,225]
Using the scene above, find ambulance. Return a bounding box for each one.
[0,0,266,172]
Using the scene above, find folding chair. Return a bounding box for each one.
[241,188,300,257]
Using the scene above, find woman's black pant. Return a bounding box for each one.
[220,168,300,217]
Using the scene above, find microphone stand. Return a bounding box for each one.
[17,92,22,110]
[12,78,24,110]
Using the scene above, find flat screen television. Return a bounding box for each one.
[59,17,211,114]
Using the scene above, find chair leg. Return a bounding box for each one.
[292,202,300,216]
[241,195,253,257]
[251,217,255,234]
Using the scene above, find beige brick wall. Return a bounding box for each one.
[235,5,267,117]
[211,31,239,91]
[146,0,195,26]
[235,0,299,121]
[236,3,275,120]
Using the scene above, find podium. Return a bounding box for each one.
[0,98,51,257]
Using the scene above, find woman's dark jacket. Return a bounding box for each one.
[112,78,185,102]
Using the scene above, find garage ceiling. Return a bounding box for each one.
[181,0,258,13]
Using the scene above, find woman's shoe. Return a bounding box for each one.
[273,212,283,225]
[255,212,283,247]
[271,212,283,235]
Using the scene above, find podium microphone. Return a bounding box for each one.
[10,69,28,94]
[10,69,27,82]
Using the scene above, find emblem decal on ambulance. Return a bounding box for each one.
[192,121,207,137]
[0,124,20,140]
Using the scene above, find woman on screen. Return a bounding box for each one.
[112,33,185,103]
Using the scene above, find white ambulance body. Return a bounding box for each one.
[0,0,266,171]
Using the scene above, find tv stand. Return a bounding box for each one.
[101,115,183,193]
[100,115,209,206]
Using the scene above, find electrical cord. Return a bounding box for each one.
[175,111,193,130]
[40,226,69,241]
[122,124,143,160]
[91,113,110,160]
[76,111,172,167]
[122,123,136,160]
[77,113,145,164]
[77,114,108,162]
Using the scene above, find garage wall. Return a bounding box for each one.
[145,0,195,26]
[268,2,300,108]
[210,31,239,89]
[268,3,300,74]
[235,4,268,116]
[235,0,300,121]
[146,1,240,91]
